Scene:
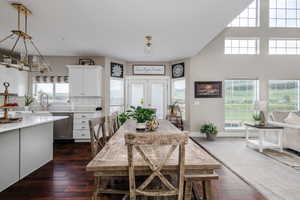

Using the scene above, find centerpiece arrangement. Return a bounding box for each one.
[127,106,156,130]
[118,104,158,131]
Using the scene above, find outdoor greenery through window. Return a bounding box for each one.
[228,0,259,27]
[269,80,299,111]
[225,80,259,128]
[110,78,124,114]
[172,79,185,120]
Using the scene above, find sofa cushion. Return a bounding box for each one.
[284,112,300,125]
[270,111,290,122]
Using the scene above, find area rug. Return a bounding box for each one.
[262,149,300,170]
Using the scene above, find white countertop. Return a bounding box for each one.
[0,116,68,133]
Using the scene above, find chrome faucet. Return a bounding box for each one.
[39,92,49,110]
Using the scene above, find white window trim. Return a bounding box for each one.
[228,0,260,28]
[224,79,260,129]
[32,82,69,104]
[224,38,260,55]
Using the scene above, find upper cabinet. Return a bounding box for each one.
[0,66,28,96]
[67,65,103,97]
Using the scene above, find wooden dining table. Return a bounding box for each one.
[86,120,221,200]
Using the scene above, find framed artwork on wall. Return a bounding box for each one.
[79,58,95,65]
[194,81,222,98]
[133,65,165,75]
[111,62,124,78]
[172,62,184,78]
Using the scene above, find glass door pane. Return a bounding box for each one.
[128,81,146,108]
[149,81,167,119]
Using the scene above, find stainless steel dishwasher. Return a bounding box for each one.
[52,112,74,141]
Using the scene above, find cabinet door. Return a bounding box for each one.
[69,68,84,96]
[84,68,102,96]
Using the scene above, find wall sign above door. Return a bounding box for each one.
[133,65,165,75]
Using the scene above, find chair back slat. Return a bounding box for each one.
[126,132,187,200]
[89,117,106,158]
[108,112,119,138]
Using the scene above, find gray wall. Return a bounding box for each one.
[188,0,300,132]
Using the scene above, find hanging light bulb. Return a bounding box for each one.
[144,35,152,55]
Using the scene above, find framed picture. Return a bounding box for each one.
[79,58,95,65]
[133,65,165,75]
[194,81,222,98]
[111,62,124,78]
[172,62,184,78]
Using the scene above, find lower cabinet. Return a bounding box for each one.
[0,123,54,192]
[0,130,20,192]
[20,123,53,179]
[73,112,101,141]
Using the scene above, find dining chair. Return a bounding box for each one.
[125,132,188,200]
[108,112,119,138]
[184,173,219,200]
[89,117,107,158]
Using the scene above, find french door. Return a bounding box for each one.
[126,77,169,119]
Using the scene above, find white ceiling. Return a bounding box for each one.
[0,0,252,62]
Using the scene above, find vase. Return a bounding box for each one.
[136,122,146,131]
[24,106,29,112]
[206,133,216,141]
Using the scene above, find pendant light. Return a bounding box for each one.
[144,35,152,55]
[0,3,52,73]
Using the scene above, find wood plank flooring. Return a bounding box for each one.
[0,143,266,200]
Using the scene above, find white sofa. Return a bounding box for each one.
[269,111,300,153]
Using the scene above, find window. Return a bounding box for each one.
[55,83,69,103]
[269,80,299,111]
[110,78,124,114]
[172,79,186,120]
[32,83,69,103]
[225,80,259,128]
[225,39,260,54]
[269,39,300,54]
[270,0,300,27]
[228,0,259,27]
[33,83,54,103]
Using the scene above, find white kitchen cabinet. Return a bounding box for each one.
[67,65,103,97]
[0,129,19,192]
[73,112,102,141]
[0,66,28,96]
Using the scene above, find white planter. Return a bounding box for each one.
[136,122,146,130]
[24,106,29,112]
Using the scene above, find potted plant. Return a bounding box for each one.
[24,95,34,111]
[128,106,155,130]
[200,122,218,141]
[118,112,130,125]
[252,114,261,126]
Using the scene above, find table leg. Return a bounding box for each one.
[184,180,193,200]
[204,180,212,200]
[92,175,101,200]
[246,126,249,147]
[259,130,263,153]
[279,129,284,152]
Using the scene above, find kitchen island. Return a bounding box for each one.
[0,115,68,192]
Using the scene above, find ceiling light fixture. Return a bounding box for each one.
[144,35,152,55]
[0,3,52,73]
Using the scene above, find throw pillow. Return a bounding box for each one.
[284,112,300,125]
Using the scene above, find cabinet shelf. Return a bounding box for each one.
[0,93,18,96]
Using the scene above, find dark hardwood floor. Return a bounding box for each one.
[0,143,266,200]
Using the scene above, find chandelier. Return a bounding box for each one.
[0,3,52,73]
